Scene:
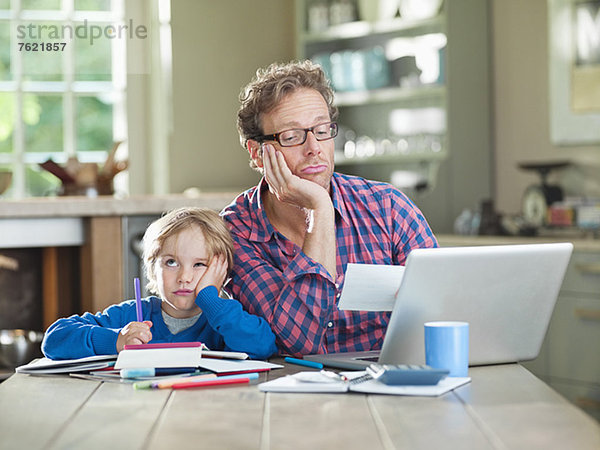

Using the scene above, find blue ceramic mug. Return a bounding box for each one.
[424,321,469,377]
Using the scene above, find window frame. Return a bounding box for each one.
[0,0,168,198]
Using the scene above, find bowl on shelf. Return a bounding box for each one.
[0,170,12,196]
[0,329,44,368]
[358,0,400,22]
[398,0,442,20]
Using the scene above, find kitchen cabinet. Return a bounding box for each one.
[438,234,600,421]
[524,253,600,421]
[295,0,492,233]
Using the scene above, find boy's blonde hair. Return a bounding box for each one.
[142,207,234,295]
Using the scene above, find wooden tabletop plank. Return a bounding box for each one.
[453,364,600,449]
[266,392,385,450]
[368,393,494,449]
[148,384,266,450]
[0,374,101,449]
[48,380,171,450]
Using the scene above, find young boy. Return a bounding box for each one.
[42,207,278,360]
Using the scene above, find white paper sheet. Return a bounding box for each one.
[196,358,283,374]
[337,263,405,311]
[344,372,472,396]
[258,373,348,393]
[16,354,117,374]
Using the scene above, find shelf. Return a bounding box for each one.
[335,149,447,166]
[301,15,445,44]
[334,84,445,107]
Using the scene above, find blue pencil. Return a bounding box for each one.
[134,277,143,322]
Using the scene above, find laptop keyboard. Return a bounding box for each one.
[354,356,380,362]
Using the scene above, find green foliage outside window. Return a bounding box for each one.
[0,1,120,197]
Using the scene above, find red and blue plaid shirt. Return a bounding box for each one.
[221,172,437,356]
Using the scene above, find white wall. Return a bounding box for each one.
[492,0,600,216]
[169,0,295,193]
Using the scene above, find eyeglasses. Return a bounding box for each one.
[252,122,338,147]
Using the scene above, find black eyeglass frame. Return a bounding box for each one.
[251,121,338,147]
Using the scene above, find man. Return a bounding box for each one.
[221,60,437,356]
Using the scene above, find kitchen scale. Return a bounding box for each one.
[518,161,570,228]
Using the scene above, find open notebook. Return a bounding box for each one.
[259,370,471,396]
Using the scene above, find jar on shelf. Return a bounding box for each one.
[329,0,357,26]
[307,0,329,33]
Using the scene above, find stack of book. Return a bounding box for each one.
[16,342,282,390]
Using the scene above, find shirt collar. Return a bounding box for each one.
[331,172,351,227]
[247,177,275,242]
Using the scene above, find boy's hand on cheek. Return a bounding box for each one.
[195,255,228,297]
[116,320,153,352]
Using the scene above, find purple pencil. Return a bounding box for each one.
[134,277,143,321]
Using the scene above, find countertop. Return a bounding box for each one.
[1,195,599,251]
[0,192,239,218]
[0,193,240,248]
[437,233,600,252]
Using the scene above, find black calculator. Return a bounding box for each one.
[366,364,449,386]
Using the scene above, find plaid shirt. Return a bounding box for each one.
[221,172,437,356]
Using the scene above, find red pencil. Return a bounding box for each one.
[171,376,250,390]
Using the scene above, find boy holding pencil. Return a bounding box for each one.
[42,207,278,360]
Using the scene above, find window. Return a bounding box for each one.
[0,0,142,198]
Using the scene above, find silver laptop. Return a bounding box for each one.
[305,242,573,370]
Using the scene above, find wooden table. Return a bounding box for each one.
[0,360,598,450]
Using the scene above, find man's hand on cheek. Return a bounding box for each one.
[262,144,329,210]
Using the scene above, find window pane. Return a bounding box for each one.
[74,0,111,11]
[74,22,111,81]
[25,94,62,152]
[0,93,41,154]
[0,93,15,154]
[20,22,65,81]
[25,164,60,197]
[0,165,13,197]
[0,21,10,80]
[22,0,61,10]
[76,95,112,151]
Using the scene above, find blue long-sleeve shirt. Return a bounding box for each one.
[42,286,278,360]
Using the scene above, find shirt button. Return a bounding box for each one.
[327,321,334,328]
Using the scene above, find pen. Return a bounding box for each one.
[284,357,323,370]
[134,277,143,322]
